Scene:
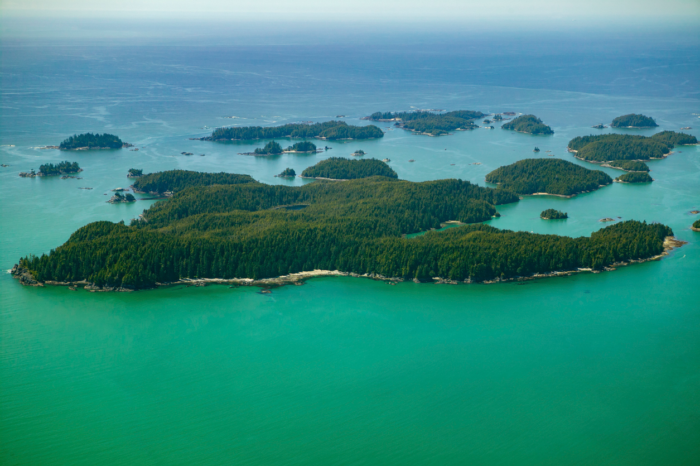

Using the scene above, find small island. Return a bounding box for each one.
[533,147,540,152]
[592,124,607,129]
[568,132,697,162]
[108,192,136,204]
[301,157,398,180]
[541,209,568,220]
[605,160,649,172]
[127,168,143,178]
[254,141,283,155]
[286,141,317,153]
[132,170,256,196]
[20,161,82,178]
[611,114,658,128]
[615,172,653,183]
[363,110,485,136]
[485,158,611,197]
[276,168,296,178]
[59,133,131,150]
[352,150,365,156]
[199,121,383,142]
[501,115,554,135]
[692,219,700,232]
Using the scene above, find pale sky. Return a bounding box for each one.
[2,0,699,20]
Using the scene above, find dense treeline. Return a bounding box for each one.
[607,160,650,172]
[611,114,658,128]
[502,115,554,135]
[615,172,653,183]
[59,133,124,150]
[18,215,672,289]
[209,121,383,141]
[38,161,81,176]
[254,141,283,155]
[650,131,697,146]
[541,209,568,219]
[132,170,256,194]
[485,159,611,196]
[568,131,695,162]
[288,141,317,152]
[301,157,398,179]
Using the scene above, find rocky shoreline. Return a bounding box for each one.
[10,237,686,292]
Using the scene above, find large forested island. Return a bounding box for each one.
[364,110,486,136]
[59,133,129,150]
[615,172,653,183]
[301,157,397,180]
[610,114,658,128]
[485,159,612,196]
[501,115,554,135]
[200,121,383,141]
[132,170,256,195]
[568,131,697,162]
[13,168,677,290]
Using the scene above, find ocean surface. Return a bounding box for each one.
[1,31,700,465]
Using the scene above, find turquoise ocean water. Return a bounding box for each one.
[1,35,699,464]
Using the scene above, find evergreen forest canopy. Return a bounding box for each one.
[607,161,650,172]
[301,157,398,180]
[254,141,283,155]
[501,115,554,135]
[132,170,256,194]
[541,209,568,220]
[59,133,124,150]
[365,110,486,136]
[207,121,383,141]
[17,172,673,290]
[288,141,317,152]
[485,159,612,196]
[38,161,81,176]
[611,114,658,128]
[615,172,653,183]
[569,132,696,162]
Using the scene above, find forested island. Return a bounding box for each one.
[300,157,397,180]
[611,114,658,128]
[127,168,143,178]
[276,168,296,178]
[59,133,131,150]
[541,209,568,220]
[200,121,383,141]
[108,192,136,204]
[692,219,700,232]
[568,131,697,162]
[20,161,82,178]
[12,168,678,290]
[287,142,317,153]
[615,172,653,183]
[254,141,283,155]
[132,170,256,195]
[485,159,611,197]
[502,115,554,135]
[364,110,486,136]
[605,161,650,172]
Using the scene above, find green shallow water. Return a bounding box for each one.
[2,44,700,464]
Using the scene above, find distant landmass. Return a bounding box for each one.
[501,115,554,135]
[363,110,486,136]
[198,121,383,141]
[568,131,696,162]
[59,133,131,150]
[611,114,658,128]
[301,157,397,180]
[13,170,675,290]
[485,158,611,196]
